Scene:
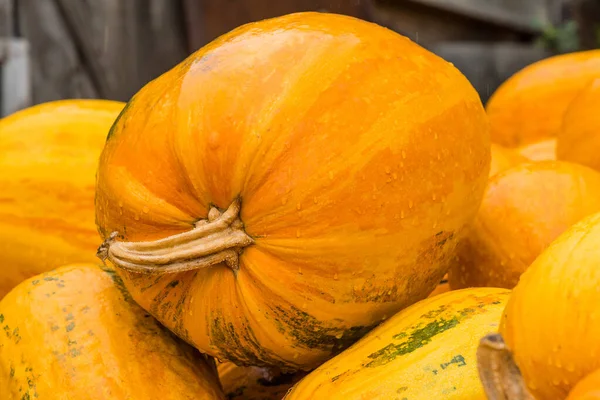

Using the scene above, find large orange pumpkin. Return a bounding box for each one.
[557,78,600,171]
[449,161,600,289]
[486,50,600,148]
[95,12,490,370]
[0,100,124,298]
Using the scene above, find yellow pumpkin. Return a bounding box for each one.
[0,264,224,399]
[95,12,490,370]
[449,161,600,289]
[0,99,124,298]
[518,138,557,161]
[486,50,600,147]
[477,212,600,400]
[217,362,306,399]
[557,78,600,171]
[283,288,510,399]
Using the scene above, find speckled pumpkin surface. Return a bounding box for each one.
[449,161,600,289]
[0,264,224,400]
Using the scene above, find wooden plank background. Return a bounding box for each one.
[0,0,13,37]
[183,0,367,53]
[402,0,550,33]
[14,0,187,104]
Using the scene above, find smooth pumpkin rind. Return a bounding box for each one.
[500,212,600,399]
[217,362,306,399]
[0,99,124,298]
[518,138,557,161]
[567,369,600,400]
[489,144,528,177]
[449,161,600,289]
[557,78,600,171]
[283,288,510,399]
[0,264,224,400]
[95,12,490,369]
[486,49,600,147]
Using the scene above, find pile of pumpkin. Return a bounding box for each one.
[2,12,600,400]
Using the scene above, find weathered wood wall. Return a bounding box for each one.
[183,0,366,53]
[14,0,187,104]
[0,0,13,36]
[573,0,600,49]
[182,0,556,51]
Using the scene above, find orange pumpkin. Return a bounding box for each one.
[478,212,600,400]
[486,50,600,148]
[557,78,600,171]
[489,143,527,177]
[0,99,124,298]
[518,138,556,161]
[449,161,600,289]
[217,362,306,399]
[567,370,600,400]
[95,12,490,370]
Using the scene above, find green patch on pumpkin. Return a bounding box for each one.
[365,317,460,368]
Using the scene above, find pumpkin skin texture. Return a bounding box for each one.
[217,362,306,399]
[567,369,600,400]
[0,264,224,400]
[282,288,510,399]
[95,12,490,370]
[486,50,600,147]
[557,78,600,171]
[518,138,557,161]
[0,99,124,298]
[500,212,600,400]
[449,161,600,290]
[489,143,527,177]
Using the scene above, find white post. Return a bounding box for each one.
[0,38,32,117]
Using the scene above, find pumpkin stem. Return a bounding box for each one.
[477,333,535,400]
[96,198,254,275]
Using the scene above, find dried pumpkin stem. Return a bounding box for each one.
[477,333,535,400]
[97,198,253,275]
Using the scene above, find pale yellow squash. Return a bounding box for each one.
[283,288,510,399]
[0,100,124,298]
